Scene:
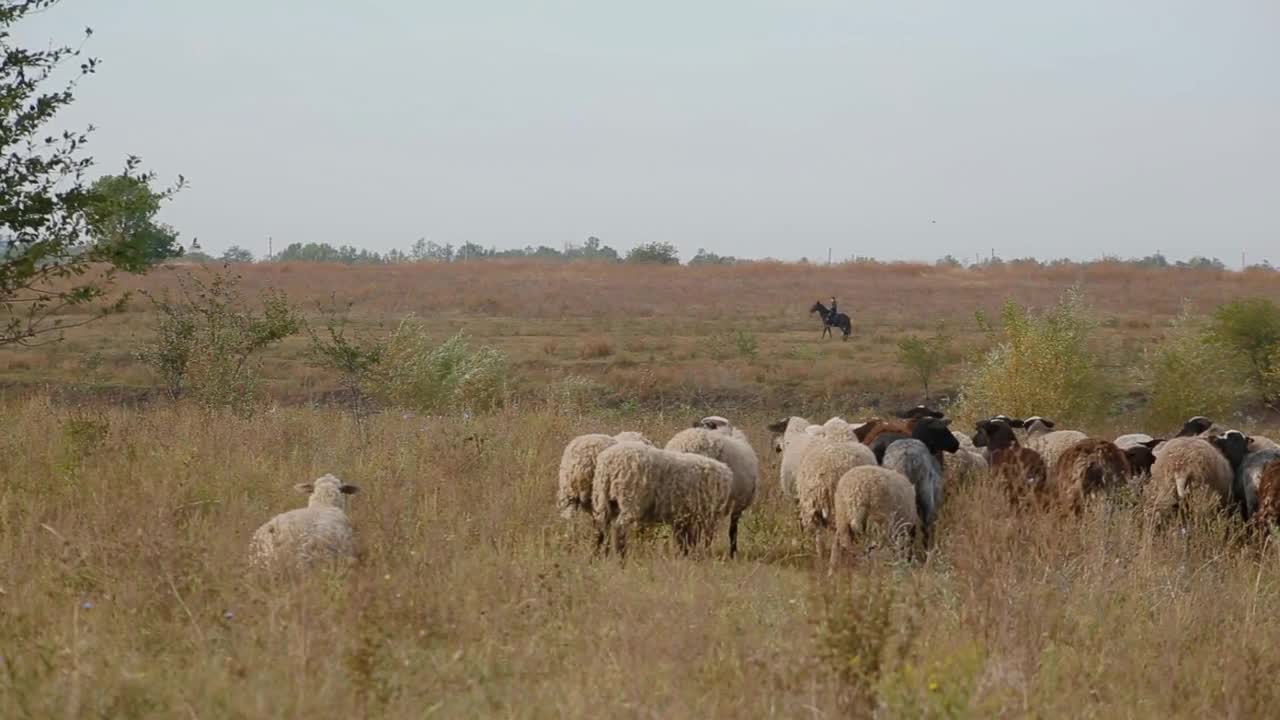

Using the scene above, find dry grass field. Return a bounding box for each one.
[4,260,1280,718]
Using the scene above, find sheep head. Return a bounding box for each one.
[297,474,360,509]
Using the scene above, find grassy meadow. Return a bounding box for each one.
[3,259,1280,718]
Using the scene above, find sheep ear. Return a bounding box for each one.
[1042,419,1056,428]
[692,419,704,428]
[1005,418,1025,428]
[340,484,360,495]
[766,418,789,433]
[1143,438,1164,449]
[294,482,315,494]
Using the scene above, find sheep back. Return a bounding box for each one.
[795,439,877,532]
[1028,430,1089,471]
[881,439,945,530]
[592,442,733,543]
[1052,438,1129,512]
[1148,437,1234,517]
[830,466,919,563]
[250,506,354,568]
[665,427,759,517]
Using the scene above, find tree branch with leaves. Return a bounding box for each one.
[0,0,183,347]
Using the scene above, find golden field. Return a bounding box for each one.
[3,259,1280,718]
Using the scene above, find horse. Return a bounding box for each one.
[810,301,852,341]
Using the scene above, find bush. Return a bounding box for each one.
[625,242,680,265]
[896,326,955,402]
[955,288,1112,425]
[368,320,507,414]
[135,267,300,415]
[1209,297,1280,406]
[1140,305,1242,431]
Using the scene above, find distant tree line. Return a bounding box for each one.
[202,237,734,266]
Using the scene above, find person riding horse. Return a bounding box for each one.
[827,296,838,328]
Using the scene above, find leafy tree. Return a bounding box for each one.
[221,245,254,263]
[689,248,735,265]
[1209,297,1280,406]
[626,241,679,265]
[0,2,182,346]
[896,326,956,402]
[84,174,183,266]
[274,242,385,264]
[935,255,961,268]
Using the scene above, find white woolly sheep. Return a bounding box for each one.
[1114,433,1155,450]
[768,416,817,499]
[666,425,759,557]
[693,415,751,444]
[557,431,653,519]
[250,474,359,569]
[1024,416,1088,471]
[1147,435,1245,521]
[828,466,920,573]
[794,439,877,556]
[592,442,734,557]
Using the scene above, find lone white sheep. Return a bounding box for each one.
[250,474,360,569]
[828,466,920,573]
[592,442,733,557]
[666,423,759,557]
[557,431,652,519]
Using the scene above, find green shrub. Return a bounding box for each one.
[896,325,955,402]
[1209,297,1280,406]
[1140,305,1241,431]
[368,320,507,414]
[955,288,1111,425]
[135,267,300,416]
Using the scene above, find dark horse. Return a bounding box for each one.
[810,301,852,341]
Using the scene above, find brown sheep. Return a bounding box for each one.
[1251,460,1280,533]
[1052,438,1130,513]
[973,417,1050,508]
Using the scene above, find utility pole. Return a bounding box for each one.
[827,248,832,265]
[268,236,273,261]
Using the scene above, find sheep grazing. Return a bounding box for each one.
[250,474,360,569]
[1121,441,1161,481]
[1176,416,1217,438]
[592,442,733,557]
[1249,460,1280,532]
[666,422,760,557]
[880,419,960,547]
[1237,445,1280,520]
[828,466,920,573]
[1114,433,1155,450]
[973,417,1049,507]
[768,416,812,499]
[1249,436,1280,452]
[1147,432,1249,522]
[869,415,959,466]
[693,415,750,444]
[1051,438,1130,513]
[857,406,943,450]
[557,431,654,519]
[794,439,877,557]
[1024,416,1089,472]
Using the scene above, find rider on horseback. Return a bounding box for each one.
[827,296,837,327]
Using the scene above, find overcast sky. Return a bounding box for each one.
[18,1,1280,264]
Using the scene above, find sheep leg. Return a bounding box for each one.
[728,511,741,558]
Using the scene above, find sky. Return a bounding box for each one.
[17,1,1280,264]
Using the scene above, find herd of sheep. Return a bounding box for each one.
[243,408,1280,572]
[558,409,1280,572]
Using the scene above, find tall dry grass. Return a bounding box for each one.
[4,398,1280,717]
